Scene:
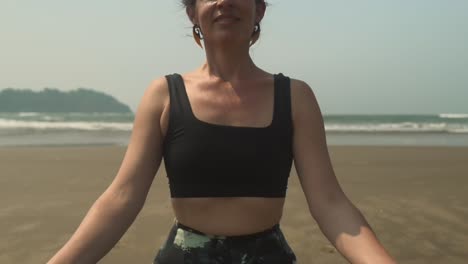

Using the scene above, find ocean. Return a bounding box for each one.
[1,112,468,147]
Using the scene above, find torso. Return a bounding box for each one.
[159,70,292,236]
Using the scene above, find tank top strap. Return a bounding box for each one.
[164,73,192,121]
[163,74,190,149]
[273,73,293,132]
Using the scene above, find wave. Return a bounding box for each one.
[18,112,40,117]
[439,113,468,119]
[447,128,468,133]
[2,117,467,134]
[325,122,468,133]
[0,119,132,131]
[0,112,134,123]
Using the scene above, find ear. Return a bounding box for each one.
[255,1,266,23]
[186,6,197,25]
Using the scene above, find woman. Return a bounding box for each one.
[48,0,397,263]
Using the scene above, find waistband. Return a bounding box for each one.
[174,219,281,241]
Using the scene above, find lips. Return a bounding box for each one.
[214,15,240,23]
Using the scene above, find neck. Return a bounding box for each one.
[201,40,257,82]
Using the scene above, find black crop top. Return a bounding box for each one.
[162,73,293,198]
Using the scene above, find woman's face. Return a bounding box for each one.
[188,0,265,45]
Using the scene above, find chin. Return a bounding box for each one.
[210,33,245,45]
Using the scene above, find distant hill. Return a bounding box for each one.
[0,88,132,113]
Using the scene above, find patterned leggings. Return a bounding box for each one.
[153,220,297,264]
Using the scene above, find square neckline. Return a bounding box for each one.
[175,73,278,130]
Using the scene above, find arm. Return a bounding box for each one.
[47,77,170,264]
[290,80,397,264]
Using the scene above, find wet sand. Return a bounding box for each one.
[0,145,467,263]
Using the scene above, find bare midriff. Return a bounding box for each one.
[171,197,285,236]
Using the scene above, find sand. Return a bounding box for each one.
[0,145,467,263]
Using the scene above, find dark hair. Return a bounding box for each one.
[181,0,195,6]
[181,0,266,8]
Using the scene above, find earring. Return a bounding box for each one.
[193,24,204,49]
[250,22,261,46]
[252,22,261,35]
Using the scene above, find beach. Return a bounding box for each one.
[0,145,467,263]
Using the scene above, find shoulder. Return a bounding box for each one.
[132,76,171,136]
[148,75,171,101]
[141,76,171,115]
[286,77,324,132]
[279,74,317,105]
[290,77,318,103]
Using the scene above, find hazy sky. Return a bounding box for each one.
[1,0,467,114]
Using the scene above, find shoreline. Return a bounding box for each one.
[3,130,468,148]
[2,143,468,148]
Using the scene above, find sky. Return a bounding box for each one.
[1,0,467,115]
